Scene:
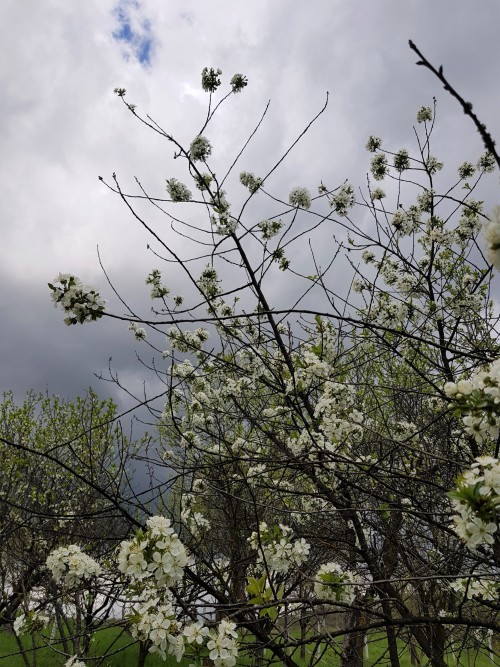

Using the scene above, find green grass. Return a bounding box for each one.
[1,627,497,666]
[0,626,177,667]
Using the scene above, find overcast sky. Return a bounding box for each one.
[1,0,499,418]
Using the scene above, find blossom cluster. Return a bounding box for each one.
[166,178,193,202]
[194,171,213,191]
[444,360,500,445]
[393,148,410,172]
[329,182,355,216]
[230,73,248,93]
[365,135,382,152]
[201,67,222,93]
[416,106,433,123]
[211,211,237,235]
[13,610,49,635]
[258,218,283,240]
[146,269,169,299]
[197,265,221,298]
[180,494,211,537]
[46,545,101,588]
[117,516,188,587]
[314,562,358,604]
[455,199,483,244]
[449,456,499,549]
[167,327,209,352]
[477,151,496,174]
[65,658,86,667]
[370,153,387,180]
[49,274,106,325]
[370,187,386,201]
[289,186,312,209]
[484,206,500,269]
[207,619,239,667]
[450,576,499,602]
[200,67,247,96]
[391,205,421,236]
[128,587,182,661]
[190,135,212,162]
[313,381,363,453]
[240,171,263,193]
[127,586,238,665]
[47,516,239,665]
[210,191,235,234]
[248,523,310,575]
[129,322,146,340]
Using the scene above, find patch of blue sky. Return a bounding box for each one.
[112,0,153,66]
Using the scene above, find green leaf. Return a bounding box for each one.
[379,502,390,520]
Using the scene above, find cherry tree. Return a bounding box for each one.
[39,46,500,667]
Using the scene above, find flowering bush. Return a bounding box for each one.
[46,56,500,666]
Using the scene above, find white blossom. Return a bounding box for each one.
[65,658,87,667]
[484,206,500,269]
[477,151,496,173]
[458,161,475,180]
[289,186,312,209]
[129,322,146,340]
[451,577,499,602]
[46,545,101,588]
[166,178,193,202]
[201,67,222,93]
[370,187,386,201]
[117,516,188,588]
[314,562,358,604]
[190,136,212,162]
[183,620,210,644]
[230,73,248,93]
[366,135,382,152]
[329,183,355,216]
[394,149,410,172]
[207,620,239,667]
[146,269,169,299]
[49,275,106,325]
[248,523,310,574]
[370,153,388,180]
[258,219,283,240]
[425,155,443,174]
[240,171,262,193]
[416,106,433,123]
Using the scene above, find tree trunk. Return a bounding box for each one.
[409,634,421,666]
[137,640,149,667]
[341,605,366,667]
[428,624,445,667]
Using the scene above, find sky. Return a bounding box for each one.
[1,0,499,422]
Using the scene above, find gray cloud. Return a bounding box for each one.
[1,0,499,414]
